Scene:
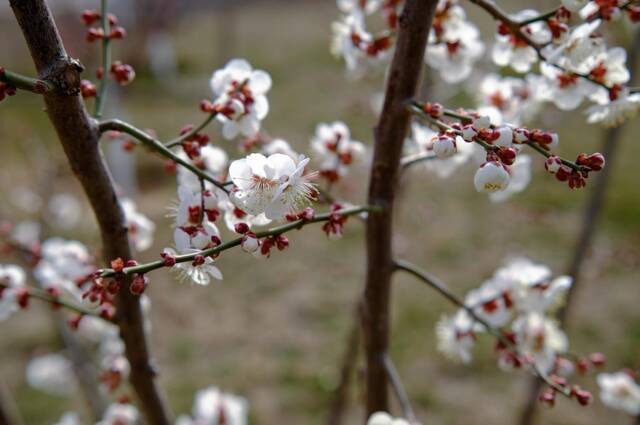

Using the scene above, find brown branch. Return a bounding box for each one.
[8,1,172,423]
[517,29,640,425]
[362,0,439,415]
[0,380,23,425]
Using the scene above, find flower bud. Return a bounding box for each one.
[461,124,478,141]
[86,28,105,42]
[234,223,250,234]
[81,10,100,26]
[544,156,562,174]
[129,275,147,295]
[241,233,260,253]
[494,126,513,147]
[474,161,510,193]
[433,135,457,158]
[472,115,491,130]
[497,147,517,165]
[538,388,556,408]
[513,128,530,143]
[110,62,136,86]
[160,252,176,267]
[191,230,211,249]
[588,352,606,367]
[109,27,126,40]
[80,80,97,98]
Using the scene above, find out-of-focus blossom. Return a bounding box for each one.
[26,353,76,396]
[597,371,640,415]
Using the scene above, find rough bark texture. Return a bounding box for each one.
[362,0,438,416]
[9,1,172,423]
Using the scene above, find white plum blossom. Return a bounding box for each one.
[165,223,223,286]
[229,153,317,220]
[177,386,248,425]
[561,0,589,13]
[210,59,272,140]
[122,198,155,252]
[512,312,568,373]
[261,138,299,160]
[26,353,76,396]
[489,154,532,202]
[404,123,474,178]
[436,310,476,363]
[492,10,551,73]
[544,20,603,74]
[367,411,410,425]
[540,62,591,110]
[177,145,228,193]
[475,74,544,125]
[466,277,513,329]
[0,264,26,321]
[337,0,382,15]
[33,238,95,300]
[474,161,510,193]
[219,199,271,232]
[96,403,139,425]
[311,121,367,182]
[427,2,485,84]
[586,91,640,127]
[597,371,640,415]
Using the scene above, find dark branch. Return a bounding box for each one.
[362,0,439,415]
[8,1,172,423]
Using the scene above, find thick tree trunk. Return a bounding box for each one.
[362,0,438,416]
[9,1,172,423]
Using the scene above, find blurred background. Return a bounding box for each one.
[0,0,639,424]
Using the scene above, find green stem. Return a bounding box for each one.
[99,205,376,278]
[0,69,53,93]
[98,119,230,193]
[165,113,218,148]
[0,282,110,321]
[94,0,111,118]
[410,102,586,172]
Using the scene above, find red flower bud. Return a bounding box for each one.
[80,80,97,98]
[234,223,250,234]
[81,10,101,26]
[129,275,147,295]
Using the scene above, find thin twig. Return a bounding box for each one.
[409,101,589,173]
[100,205,375,278]
[393,259,571,397]
[0,68,53,94]
[164,112,218,148]
[0,281,110,320]
[94,0,111,118]
[98,119,230,193]
[382,353,417,423]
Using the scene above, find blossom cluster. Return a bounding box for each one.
[80,8,134,97]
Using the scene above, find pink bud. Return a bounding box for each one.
[234,223,250,234]
[544,156,562,174]
[241,233,260,253]
[129,275,147,295]
[433,135,457,158]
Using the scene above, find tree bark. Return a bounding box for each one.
[362,0,438,416]
[9,1,172,423]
